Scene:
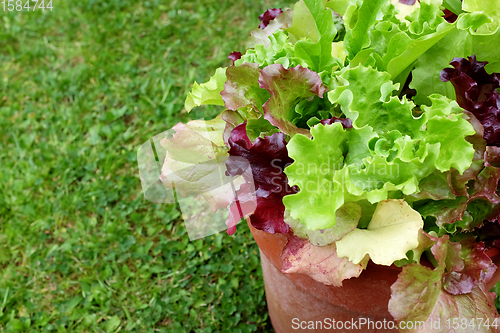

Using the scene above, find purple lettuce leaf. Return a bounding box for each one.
[441,55,500,146]
[389,233,499,329]
[480,95,500,146]
[319,116,353,129]
[225,122,297,234]
[440,56,500,111]
[442,8,458,23]
[398,0,416,5]
[281,235,366,287]
[259,64,328,137]
[258,8,283,29]
[228,51,242,65]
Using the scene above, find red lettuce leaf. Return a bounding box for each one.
[486,146,500,167]
[443,238,496,295]
[389,233,499,329]
[221,63,270,113]
[225,122,297,234]
[258,8,283,29]
[470,166,500,205]
[440,55,500,146]
[259,64,327,136]
[281,236,366,286]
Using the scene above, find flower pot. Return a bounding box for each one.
[248,220,500,333]
[248,220,400,332]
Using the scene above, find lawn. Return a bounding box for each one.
[0,0,290,332]
[2,1,500,333]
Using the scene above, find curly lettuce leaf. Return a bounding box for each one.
[328,65,422,135]
[237,30,301,69]
[259,64,327,136]
[221,63,270,113]
[281,235,368,286]
[462,0,500,35]
[185,67,226,112]
[421,94,476,173]
[285,73,474,231]
[283,122,348,229]
[409,4,500,106]
[335,199,423,265]
[441,55,500,146]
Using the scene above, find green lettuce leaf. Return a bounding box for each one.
[185,67,226,112]
[285,202,361,246]
[335,199,423,265]
[420,95,476,173]
[283,122,347,230]
[285,65,474,232]
[236,30,303,69]
[290,0,340,72]
[462,0,500,34]
[409,1,500,105]
[343,0,387,58]
[328,65,421,135]
[409,28,472,106]
[337,0,456,82]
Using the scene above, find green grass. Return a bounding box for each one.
[2,1,500,332]
[0,1,291,332]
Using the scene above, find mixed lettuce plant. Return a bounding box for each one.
[161,0,500,329]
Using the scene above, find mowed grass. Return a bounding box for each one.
[0,1,291,332]
[1,1,500,333]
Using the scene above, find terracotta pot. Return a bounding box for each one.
[248,221,500,333]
